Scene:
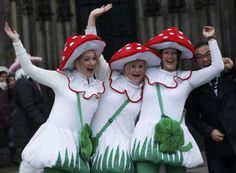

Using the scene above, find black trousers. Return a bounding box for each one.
[207,156,236,173]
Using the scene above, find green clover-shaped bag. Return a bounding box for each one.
[77,94,129,161]
[79,124,99,160]
[91,137,99,156]
[154,116,184,153]
[154,85,192,154]
[79,123,93,160]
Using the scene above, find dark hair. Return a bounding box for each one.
[7,73,15,82]
[159,49,181,59]
[159,48,181,70]
[8,73,15,78]
[194,41,208,50]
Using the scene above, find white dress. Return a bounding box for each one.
[90,71,143,173]
[86,26,141,172]
[131,39,224,168]
[13,40,105,173]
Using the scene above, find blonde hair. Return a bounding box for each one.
[73,50,99,78]
[123,60,147,76]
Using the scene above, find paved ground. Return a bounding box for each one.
[0,166,18,173]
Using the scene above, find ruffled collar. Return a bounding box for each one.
[145,67,192,88]
[109,70,144,103]
[57,69,105,99]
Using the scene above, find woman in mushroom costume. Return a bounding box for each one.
[83,5,159,172]
[4,22,106,173]
[130,26,224,173]
[90,42,161,173]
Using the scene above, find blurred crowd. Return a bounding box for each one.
[0,64,53,166]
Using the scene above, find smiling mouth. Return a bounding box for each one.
[87,68,94,72]
[166,60,175,63]
[133,74,142,77]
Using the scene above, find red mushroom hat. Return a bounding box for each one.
[58,34,106,70]
[9,55,42,73]
[146,27,194,59]
[109,42,161,71]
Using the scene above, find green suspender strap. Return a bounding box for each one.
[76,93,93,160]
[91,99,130,155]
[95,99,129,139]
[154,85,192,153]
[77,93,84,127]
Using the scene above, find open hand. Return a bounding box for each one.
[90,4,112,18]
[203,26,215,38]
[4,22,19,42]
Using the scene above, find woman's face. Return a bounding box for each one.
[74,50,98,77]
[124,60,146,84]
[161,48,178,72]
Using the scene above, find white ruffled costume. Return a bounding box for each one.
[85,27,146,173]
[13,40,106,173]
[90,71,143,173]
[131,39,224,168]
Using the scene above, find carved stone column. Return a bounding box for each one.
[35,0,53,68]
[10,0,17,30]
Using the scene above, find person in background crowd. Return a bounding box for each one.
[6,72,16,163]
[130,26,224,173]
[7,57,48,164]
[7,73,16,89]
[185,42,236,173]
[0,66,10,148]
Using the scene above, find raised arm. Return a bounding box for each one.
[85,4,112,35]
[189,26,224,88]
[4,22,62,91]
[84,4,112,81]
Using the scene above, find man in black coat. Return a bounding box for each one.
[12,69,49,162]
[185,42,236,173]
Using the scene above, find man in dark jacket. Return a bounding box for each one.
[185,42,236,173]
[13,76,47,148]
[10,62,49,162]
